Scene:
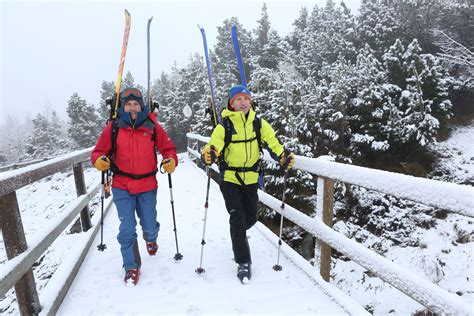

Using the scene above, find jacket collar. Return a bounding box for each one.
[117,105,150,128]
[221,108,256,125]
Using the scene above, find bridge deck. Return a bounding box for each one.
[58,156,355,314]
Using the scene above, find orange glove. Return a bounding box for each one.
[201,145,220,165]
[162,158,176,174]
[279,152,295,170]
[94,156,110,172]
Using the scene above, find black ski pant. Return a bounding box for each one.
[220,181,258,264]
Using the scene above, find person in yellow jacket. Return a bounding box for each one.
[201,85,295,283]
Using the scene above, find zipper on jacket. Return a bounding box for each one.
[241,113,248,182]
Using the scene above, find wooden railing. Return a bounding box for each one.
[0,148,113,315]
[186,132,473,315]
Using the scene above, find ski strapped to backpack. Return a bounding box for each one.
[198,25,220,127]
[108,117,158,179]
[111,9,132,120]
[218,116,264,187]
[231,25,248,87]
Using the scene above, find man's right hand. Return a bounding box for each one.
[94,156,110,172]
[201,146,220,165]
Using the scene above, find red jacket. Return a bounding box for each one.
[91,113,177,195]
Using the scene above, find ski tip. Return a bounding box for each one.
[148,16,153,22]
[124,9,130,16]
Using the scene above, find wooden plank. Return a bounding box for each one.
[0,185,98,297]
[42,198,114,316]
[73,162,92,231]
[0,191,41,314]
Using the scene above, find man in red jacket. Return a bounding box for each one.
[91,87,177,286]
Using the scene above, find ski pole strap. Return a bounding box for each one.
[110,163,157,180]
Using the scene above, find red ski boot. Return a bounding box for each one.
[146,241,159,256]
[124,268,140,286]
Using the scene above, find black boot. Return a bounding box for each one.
[237,263,251,284]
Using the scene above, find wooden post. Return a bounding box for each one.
[73,162,92,231]
[314,176,334,282]
[320,177,334,281]
[0,192,41,315]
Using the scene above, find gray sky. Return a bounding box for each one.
[1,0,361,122]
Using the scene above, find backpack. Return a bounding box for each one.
[219,116,263,186]
[109,117,158,179]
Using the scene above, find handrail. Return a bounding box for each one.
[0,147,93,196]
[257,190,471,314]
[186,132,473,314]
[0,182,101,297]
[0,147,97,314]
[186,132,474,218]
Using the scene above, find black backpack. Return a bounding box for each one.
[219,116,263,186]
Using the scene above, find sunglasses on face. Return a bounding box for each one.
[121,88,143,98]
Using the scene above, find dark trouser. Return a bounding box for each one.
[220,181,259,264]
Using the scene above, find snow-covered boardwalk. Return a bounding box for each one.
[58,156,357,315]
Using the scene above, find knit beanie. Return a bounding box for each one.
[228,85,251,110]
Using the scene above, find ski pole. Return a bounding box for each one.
[159,159,183,260]
[196,146,216,274]
[97,170,108,251]
[273,153,290,271]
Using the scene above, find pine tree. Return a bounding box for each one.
[383,39,453,157]
[24,109,69,159]
[66,93,100,149]
[287,7,309,54]
[253,3,283,70]
[295,0,357,80]
[168,54,209,151]
[98,80,115,125]
[355,0,401,58]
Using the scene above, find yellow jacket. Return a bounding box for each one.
[202,108,284,185]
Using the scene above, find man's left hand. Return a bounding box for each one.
[162,158,176,174]
[279,152,295,170]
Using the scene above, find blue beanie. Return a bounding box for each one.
[120,88,144,110]
[228,85,251,107]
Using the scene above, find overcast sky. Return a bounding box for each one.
[1,0,361,122]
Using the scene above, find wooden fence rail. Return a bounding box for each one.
[0,147,112,315]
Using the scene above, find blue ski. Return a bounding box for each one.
[147,16,153,109]
[198,25,220,127]
[231,25,247,87]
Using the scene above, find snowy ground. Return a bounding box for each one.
[57,157,355,315]
[430,124,474,185]
[2,155,361,315]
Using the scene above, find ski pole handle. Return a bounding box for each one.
[210,145,217,164]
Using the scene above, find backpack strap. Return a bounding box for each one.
[253,116,262,153]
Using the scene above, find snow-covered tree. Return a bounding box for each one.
[98,80,115,125]
[67,93,100,149]
[355,0,401,57]
[24,109,69,160]
[383,39,453,154]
